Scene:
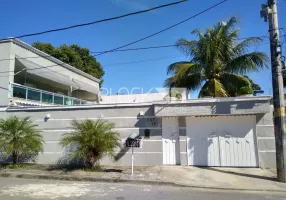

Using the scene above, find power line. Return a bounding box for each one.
[0,55,185,77]
[0,35,270,64]
[103,55,184,67]
[94,0,229,57]
[0,36,273,74]
[0,37,271,76]
[0,0,188,41]
[93,37,270,53]
[92,44,177,54]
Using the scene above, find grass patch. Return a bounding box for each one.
[82,165,103,172]
[2,163,28,169]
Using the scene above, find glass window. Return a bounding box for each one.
[81,101,88,105]
[73,99,81,105]
[42,93,53,104]
[13,86,26,99]
[27,89,41,101]
[64,97,73,105]
[54,95,63,105]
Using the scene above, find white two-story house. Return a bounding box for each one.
[0,38,100,107]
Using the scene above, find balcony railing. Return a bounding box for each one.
[9,83,91,106]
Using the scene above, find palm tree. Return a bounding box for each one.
[164,17,269,97]
[0,116,43,164]
[60,119,121,168]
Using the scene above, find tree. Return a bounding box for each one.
[0,116,43,164]
[243,76,261,90]
[164,17,268,97]
[60,119,121,168]
[32,42,105,86]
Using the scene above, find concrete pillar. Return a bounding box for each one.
[0,41,14,106]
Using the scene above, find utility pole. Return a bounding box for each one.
[261,0,286,182]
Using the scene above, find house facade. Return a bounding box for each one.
[0,39,276,169]
[0,38,100,107]
[0,96,276,168]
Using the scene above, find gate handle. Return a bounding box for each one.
[209,132,216,137]
[224,132,231,137]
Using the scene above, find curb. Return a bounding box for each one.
[1,172,286,193]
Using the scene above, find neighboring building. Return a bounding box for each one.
[0,38,100,107]
[101,92,170,104]
[100,88,188,104]
[0,96,276,169]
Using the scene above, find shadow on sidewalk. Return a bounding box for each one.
[198,167,277,182]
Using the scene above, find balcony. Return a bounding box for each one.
[9,83,92,106]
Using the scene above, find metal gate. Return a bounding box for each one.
[162,117,180,165]
[186,116,258,167]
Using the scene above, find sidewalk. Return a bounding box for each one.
[0,165,285,192]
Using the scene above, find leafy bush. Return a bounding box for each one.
[60,119,121,169]
[238,86,253,95]
[2,163,27,169]
[0,116,43,164]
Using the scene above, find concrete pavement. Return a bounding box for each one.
[0,165,286,192]
[0,165,285,192]
[0,178,285,200]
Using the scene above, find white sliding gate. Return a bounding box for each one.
[186,116,258,167]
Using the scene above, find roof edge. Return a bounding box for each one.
[0,38,101,83]
[153,96,272,105]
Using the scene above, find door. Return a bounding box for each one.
[186,117,220,166]
[162,117,180,165]
[219,116,258,167]
[186,116,258,167]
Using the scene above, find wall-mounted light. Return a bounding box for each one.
[139,111,144,116]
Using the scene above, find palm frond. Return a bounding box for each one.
[198,79,228,98]
[233,37,264,56]
[167,61,195,75]
[213,78,229,97]
[164,73,203,91]
[176,39,199,57]
[191,29,205,39]
[220,73,252,96]
[60,119,121,166]
[198,81,212,97]
[165,62,203,91]
[225,52,269,74]
[0,116,43,163]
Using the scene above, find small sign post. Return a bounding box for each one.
[125,133,142,176]
[131,145,134,176]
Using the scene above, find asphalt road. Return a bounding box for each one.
[0,178,285,200]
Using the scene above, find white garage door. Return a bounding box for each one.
[186,116,258,167]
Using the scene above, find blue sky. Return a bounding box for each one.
[0,0,286,97]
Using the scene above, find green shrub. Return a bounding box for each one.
[60,119,121,169]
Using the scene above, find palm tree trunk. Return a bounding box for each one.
[213,78,217,97]
[12,151,18,164]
